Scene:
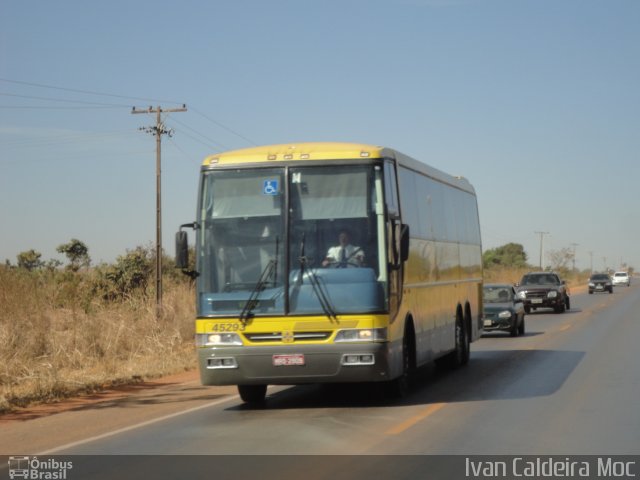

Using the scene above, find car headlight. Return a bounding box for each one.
[517,291,527,299]
[498,310,512,319]
[588,282,595,287]
[334,328,387,343]
[195,333,243,347]
[547,291,558,298]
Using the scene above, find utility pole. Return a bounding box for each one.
[570,243,579,272]
[534,231,549,270]
[132,104,187,319]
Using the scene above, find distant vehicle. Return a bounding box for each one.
[588,273,613,294]
[516,272,570,314]
[612,271,630,287]
[482,284,525,336]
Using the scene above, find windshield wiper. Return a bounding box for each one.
[306,267,338,321]
[239,260,275,323]
[239,237,279,324]
[297,233,337,321]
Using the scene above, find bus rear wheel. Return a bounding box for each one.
[238,385,267,405]
[436,311,469,369]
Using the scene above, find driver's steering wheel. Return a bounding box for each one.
[327,259,361,268]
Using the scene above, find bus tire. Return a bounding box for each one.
[437,310,469,369]
[518,315,525,336]
[458,308,471,365]
[238,385,267,405]
[510,318,519,337]
[384,321,415,399]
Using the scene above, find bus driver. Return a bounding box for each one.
[322,230,364,267]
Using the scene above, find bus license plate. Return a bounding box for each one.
[273,354,305,366]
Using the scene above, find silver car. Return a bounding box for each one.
[612,271,630,287]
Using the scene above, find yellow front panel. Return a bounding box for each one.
[196,314,390,346]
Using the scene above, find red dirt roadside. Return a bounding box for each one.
[0,370,238,454]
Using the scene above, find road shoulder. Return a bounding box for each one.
[0,370,237,454]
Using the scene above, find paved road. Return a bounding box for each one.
[2,283,639,479]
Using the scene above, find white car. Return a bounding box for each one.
[611,271,631,287]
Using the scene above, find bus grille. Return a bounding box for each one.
[244,331,332,342]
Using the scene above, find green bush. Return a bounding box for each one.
[92,247,154,301]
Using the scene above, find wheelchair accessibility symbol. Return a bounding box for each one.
[263,179,279,195]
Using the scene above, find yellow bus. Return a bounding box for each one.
[176,142,483,404]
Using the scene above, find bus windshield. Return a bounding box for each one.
[195,164,387,318]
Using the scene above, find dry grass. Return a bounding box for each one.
[0,264,589,413]
[0,267,195,413]
[483,266,590,288]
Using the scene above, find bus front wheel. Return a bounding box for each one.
[238,385,267,405]
[384,323,415,399]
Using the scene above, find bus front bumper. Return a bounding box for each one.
[197,342,398,386]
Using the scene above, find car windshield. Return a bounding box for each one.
[483,286,513,303]
[614,273,628,277]
[521,274,558,285]
[591,274,609,281]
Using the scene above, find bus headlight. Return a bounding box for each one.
[196,333,243,347]
[334,328,387,343]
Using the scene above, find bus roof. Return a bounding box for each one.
[202,142,475,194]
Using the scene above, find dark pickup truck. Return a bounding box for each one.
[515,272,571,314]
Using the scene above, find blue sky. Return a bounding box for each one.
[1,0,638,271]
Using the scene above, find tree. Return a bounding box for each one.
[17,249,44,271]
[547,247,574,271]
[483,243,528,269]
[56,239,91,272]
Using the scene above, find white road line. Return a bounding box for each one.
[38,394,241,455]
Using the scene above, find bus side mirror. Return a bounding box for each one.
[176,222,199,278]
[400,224,410,263]
[176,231,189,269]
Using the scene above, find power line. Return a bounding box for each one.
[2,129,140,149]
[166,136,203,166]
[166,125,230,152]
[192,107,258,147]
[2,78,259,155]
[0,105,124,110]
[167,115,231,150]
[0,92,132,107]
[0,77,184,106]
